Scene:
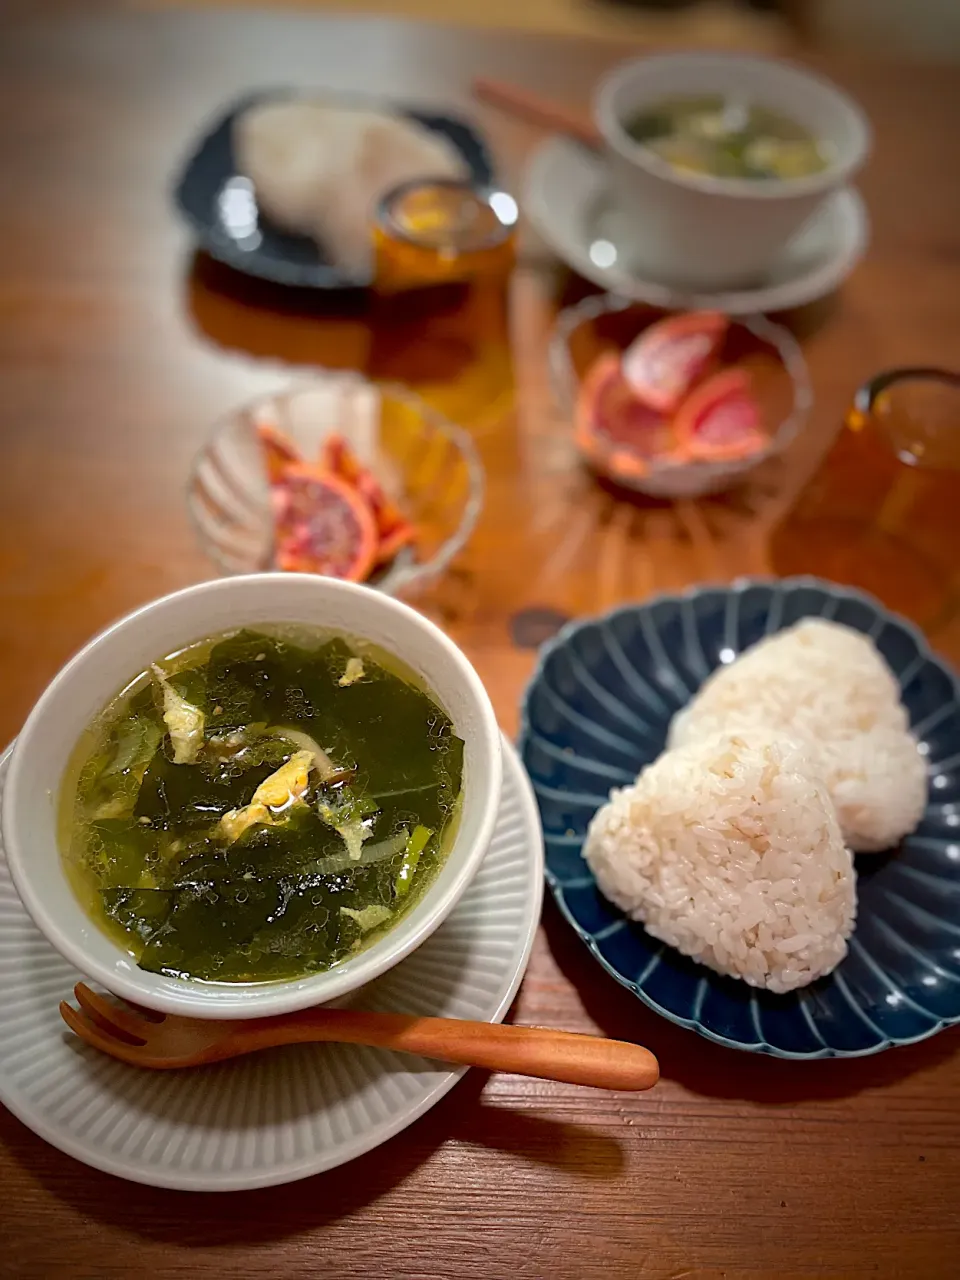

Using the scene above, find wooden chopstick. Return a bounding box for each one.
[471,76,603,150]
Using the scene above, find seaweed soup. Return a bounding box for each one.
[624,95,831,181]
[59,626,464,983]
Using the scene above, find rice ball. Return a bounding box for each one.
[818,729,927,853]
[234,101,467,275]
[668,619,925,852]
[583,731,856,993]
[670,619,907,742]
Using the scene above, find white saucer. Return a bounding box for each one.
[522,135,870,314]
[0,736,544,1191]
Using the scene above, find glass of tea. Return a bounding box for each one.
[769,367,960,629]
[372,178,517,290]
[367,178,517,433]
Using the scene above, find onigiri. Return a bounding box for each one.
[234,100,468,275]
[583,730,856,993]
[668,619,926,852]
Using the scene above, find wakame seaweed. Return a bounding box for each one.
[61,628,464,982]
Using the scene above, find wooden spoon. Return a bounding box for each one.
[472,76,603,150]
[61,982,658,1090]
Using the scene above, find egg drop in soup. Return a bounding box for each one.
[624,95,832,181]
[59,628,464,982]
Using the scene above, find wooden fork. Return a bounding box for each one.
[61,983,659,1091]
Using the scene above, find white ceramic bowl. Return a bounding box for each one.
[2,574,502,1019]
[594,52,871,290]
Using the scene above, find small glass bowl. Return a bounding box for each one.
[549,295,812,498]
[187,375,484,594]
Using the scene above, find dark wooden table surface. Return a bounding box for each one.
[2,9,960,1278]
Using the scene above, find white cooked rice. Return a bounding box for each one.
[818,730,927,853]
[583,730,856,993]
[234,101,467,274]
[668,619,926,852]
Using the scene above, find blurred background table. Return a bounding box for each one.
[1,7,959,1278]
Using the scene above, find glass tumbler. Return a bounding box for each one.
[769,367,960,629]
[367,178,517,433]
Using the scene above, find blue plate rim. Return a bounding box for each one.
[519,575,960,1059]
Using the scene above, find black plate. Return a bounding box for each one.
[173,93,495,290]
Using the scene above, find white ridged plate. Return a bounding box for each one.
[0,735,543,1190]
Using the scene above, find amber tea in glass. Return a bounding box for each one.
[367,179,516,433]
[770,368,960,628]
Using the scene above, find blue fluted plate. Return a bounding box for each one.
[173,92,493,290]
[519,578,960,1058]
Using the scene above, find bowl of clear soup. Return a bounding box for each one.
[594,51,871,290]
[2,574,503,1018]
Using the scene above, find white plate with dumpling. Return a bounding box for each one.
[520,578,960,1058]
[173,93,494,288]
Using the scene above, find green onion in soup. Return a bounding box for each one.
[59,628,464,983]
[625,94,833,181]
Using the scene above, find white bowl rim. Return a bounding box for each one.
[595,51,872,201]
[2,574,502,1018]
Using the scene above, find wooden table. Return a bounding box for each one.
[2,9,959,1277]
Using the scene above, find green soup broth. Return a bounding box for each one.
[624,95,833,181]
[59,626,465,983]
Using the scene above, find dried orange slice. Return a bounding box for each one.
[622,311,728,414]
[256,421,303,484]
[319,434,364,487]
[575,353,676,476]
[375,522,416,567]
[320,434,416,563]
[673,368,766,462]
[270,464,378,582]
